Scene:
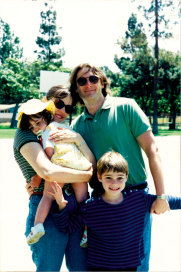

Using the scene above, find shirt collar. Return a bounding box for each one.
[82,95,113,120]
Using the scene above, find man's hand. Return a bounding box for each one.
[48,181,68,210]
[150,199,170,214]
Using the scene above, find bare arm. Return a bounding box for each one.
[137,130,170,214]
[48,182,68,210]
[44,147,54,160]
[49,128,97,171]
[20,142,92,183]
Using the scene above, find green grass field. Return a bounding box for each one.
[0,123,180,139]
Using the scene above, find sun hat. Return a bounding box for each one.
[17,98,55,127]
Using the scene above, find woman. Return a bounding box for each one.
[13,85,95,272]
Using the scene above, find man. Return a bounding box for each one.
[69,63,169,271]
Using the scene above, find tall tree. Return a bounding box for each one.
[118,13,148,55]
[0,19,23,64]
[34,2,65,65]
[153,0,159,134]
[158,50,181,129]
[114,14,154,115]
[113,13,180,126]
[132,0,180,133]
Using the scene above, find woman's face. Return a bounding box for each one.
[53,94,73,123]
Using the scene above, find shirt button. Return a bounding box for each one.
[94,119,97,122]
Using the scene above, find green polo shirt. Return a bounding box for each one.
[72,96,151,186]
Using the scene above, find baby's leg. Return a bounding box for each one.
[72,182,88,203]
[34,181,64,225]
[27,181,64,245]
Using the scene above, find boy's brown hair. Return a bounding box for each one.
[97,151,129,176]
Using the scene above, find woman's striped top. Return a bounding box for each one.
[13,128,44,192]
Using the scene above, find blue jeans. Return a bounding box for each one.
[137,187,152,272]
[25,195,88,271]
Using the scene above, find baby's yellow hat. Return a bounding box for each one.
[17,98,55,127]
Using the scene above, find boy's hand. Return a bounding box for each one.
[30,174,42,188]
[48,181,68,210]
[150,199,170,214]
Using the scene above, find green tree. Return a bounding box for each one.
[117,13,148,54]
[34,2,65,65]
[114,14,154,115]
[0,19,23,64]
[132,0,180,133]
[158,50,181,129]
[0,58,40,127]
[24,59,71,94]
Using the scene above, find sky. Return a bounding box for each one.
[0,0,180,72]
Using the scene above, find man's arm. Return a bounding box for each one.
[20,142,92,184]
[137,130,170,214]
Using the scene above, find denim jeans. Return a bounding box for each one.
[137,187,153,272]
[25,195,88,271]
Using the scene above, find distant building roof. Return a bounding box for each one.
[0,104,16,111]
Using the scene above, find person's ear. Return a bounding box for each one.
[97,172,102,182]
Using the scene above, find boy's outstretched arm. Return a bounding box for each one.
[167,196,181,210]
[50,182,85,233]
[48,181,68,210]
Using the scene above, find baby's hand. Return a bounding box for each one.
[48,181,68,210]
[30,174,42,188]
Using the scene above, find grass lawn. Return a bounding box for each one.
[154,128,181,136]
[0,123,180,139]
[0,128,17,139]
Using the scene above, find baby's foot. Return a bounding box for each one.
[27,223,45,245]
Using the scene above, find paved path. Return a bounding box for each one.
[0,136,180,271]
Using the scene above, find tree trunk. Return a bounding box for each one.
[10,103,19,128]
[169,114,176,130]
[152,0,159,134]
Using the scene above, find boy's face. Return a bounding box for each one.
[29,116,47,135]
[98,171,127,196]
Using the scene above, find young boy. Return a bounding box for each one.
[51,151,181,271]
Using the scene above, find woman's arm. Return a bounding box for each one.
[20,142,93,183]
[49,128,97,171]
